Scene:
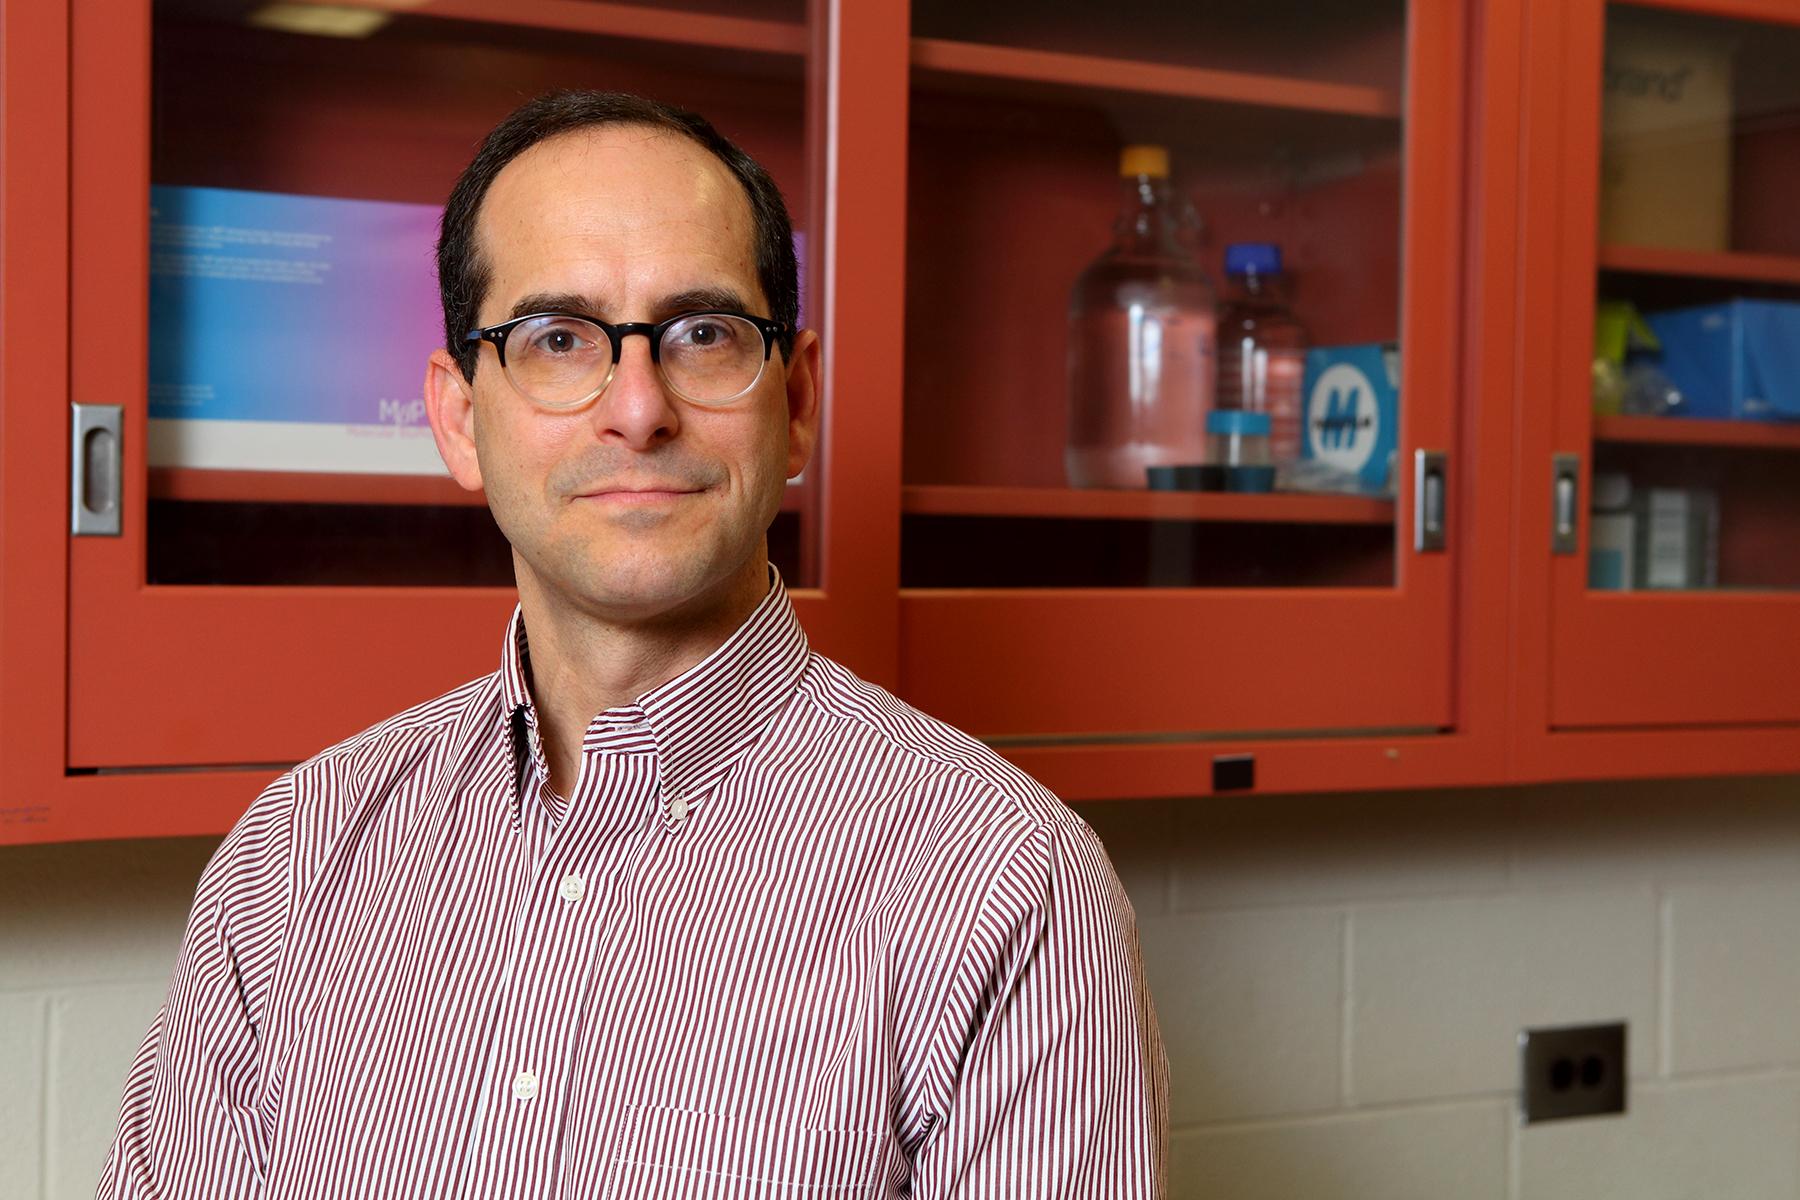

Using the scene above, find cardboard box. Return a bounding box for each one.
[1599,19,1734,251]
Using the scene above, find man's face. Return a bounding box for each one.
[430,125,818,624]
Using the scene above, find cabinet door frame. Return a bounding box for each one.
[1,0,907,842]
[1509,0,1800,782]
[62,0,905,770]
[4,0,250,844]
[898,0,1509,798]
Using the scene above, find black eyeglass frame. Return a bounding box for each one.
[463,308,792,408]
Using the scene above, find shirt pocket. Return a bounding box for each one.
[607,1103,884,1198]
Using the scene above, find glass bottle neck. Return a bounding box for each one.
[1232,268,1284,300]
[1115,174,1189,252]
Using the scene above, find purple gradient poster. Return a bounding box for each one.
[149,185,448,473]
[148,185,806,475]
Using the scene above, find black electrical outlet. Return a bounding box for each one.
[1519,1022,1627,1123]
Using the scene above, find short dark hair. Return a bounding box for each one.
[437,89,799,382]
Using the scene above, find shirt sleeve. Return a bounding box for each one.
[913,816,1169,1198]
[97,772,298,1199]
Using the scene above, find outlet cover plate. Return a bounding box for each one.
[1520,1022,1627,1124]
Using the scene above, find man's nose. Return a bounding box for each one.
[592,331,679,448]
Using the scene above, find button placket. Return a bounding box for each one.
[468,707,671,1183]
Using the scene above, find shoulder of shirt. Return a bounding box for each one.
[225,670,501,866]
[793,652,1089,843]
[293,669,498,781]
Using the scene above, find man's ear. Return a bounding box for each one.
[424,347,485,492]
[783,328,822,480]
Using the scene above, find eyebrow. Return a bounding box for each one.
[506,286,760,324]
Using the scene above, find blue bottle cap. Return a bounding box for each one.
[1207,409,1272,435]
[1224,242,1282,277]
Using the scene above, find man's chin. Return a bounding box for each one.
[565,562,748,626]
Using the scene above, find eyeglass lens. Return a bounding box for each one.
[503,314,767,407]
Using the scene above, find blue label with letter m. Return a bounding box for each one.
[1302,344,1399,492]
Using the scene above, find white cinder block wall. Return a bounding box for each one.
[5,774,1800,1198]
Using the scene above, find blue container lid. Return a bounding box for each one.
[1207,409,1271,435]
[1224,242,1282,277]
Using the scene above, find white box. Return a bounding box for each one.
[1636,488,1718,589]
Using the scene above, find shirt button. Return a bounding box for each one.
[512,1070,538,1101]
[558,873,585,903]
[668,794,689,824]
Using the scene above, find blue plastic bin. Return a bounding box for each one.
[1644,300,1800,422]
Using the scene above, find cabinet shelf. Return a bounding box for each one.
[1593,416,1800,452]
[150,468,808,510]
[909,38,1401,118]
[149,468,481,507]
[902,484,1393,524]
[336,0,807,56]
[1597,244,1800,288]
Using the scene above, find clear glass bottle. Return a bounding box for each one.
[1216,242,1308,467]
[1065,145,1217,489]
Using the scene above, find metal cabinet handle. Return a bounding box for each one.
[71,404,123,537]
[1413,449,1447,553]
[1551,452,1580,555]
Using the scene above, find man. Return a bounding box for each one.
[99,90,1166,1198]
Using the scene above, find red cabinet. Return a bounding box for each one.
[4,0,905,841]
[893,0,1495,798]
[1510,0,1800,781]
[2,0,1794,846]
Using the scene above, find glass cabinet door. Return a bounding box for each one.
[898,0,1466,741]
[1547,0,1800,729]
[66,0,874,768]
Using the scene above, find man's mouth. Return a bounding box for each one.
[575,483,704,504]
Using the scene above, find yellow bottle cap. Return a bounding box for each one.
[1119,145,1169,179]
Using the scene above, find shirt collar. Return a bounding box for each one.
[498,568,810,826]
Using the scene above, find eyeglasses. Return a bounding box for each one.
[465,309,789,410]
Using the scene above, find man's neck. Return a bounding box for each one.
[516,560,769,799]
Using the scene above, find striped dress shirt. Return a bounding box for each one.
[98,572,1167,1198]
